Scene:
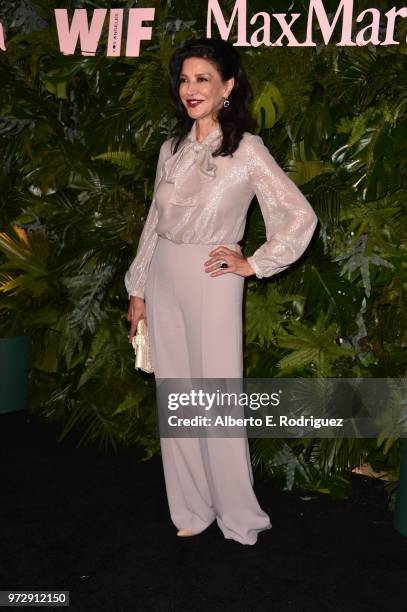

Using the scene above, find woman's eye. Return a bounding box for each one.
[179,77,207,83]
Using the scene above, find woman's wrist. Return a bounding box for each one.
[244,258,256,277]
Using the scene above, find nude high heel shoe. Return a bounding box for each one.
[177,528,195,537]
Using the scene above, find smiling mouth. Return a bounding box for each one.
[187,100,204,106]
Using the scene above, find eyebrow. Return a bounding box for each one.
[179,73,210,77]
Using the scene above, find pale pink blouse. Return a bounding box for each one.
[125,120,318,300]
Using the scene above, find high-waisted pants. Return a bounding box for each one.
[144,236,272,545]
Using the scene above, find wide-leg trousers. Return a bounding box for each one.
[145,236,272,545]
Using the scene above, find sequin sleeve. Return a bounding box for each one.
[124,141,168,300]
[245,134,318,279]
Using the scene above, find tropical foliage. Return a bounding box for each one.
[0,0,406,501]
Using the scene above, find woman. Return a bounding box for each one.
[125,37,318,545]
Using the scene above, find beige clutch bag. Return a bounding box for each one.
[131,318,154,373]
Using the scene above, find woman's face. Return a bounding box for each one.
[178,56,234,123]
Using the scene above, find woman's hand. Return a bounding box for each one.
[204,244,255,277]
[127,296,147,343]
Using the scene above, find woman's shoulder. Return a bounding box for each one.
[238,132,273,164]
[240,131,265,148]
[160,136,174,156]
[232,132,268,164]
[153,137,177,166]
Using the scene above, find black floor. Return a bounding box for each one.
[1,410,407,612]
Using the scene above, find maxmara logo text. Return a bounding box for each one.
[0,0,406,55]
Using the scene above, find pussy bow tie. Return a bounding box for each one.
[163,124,222,207]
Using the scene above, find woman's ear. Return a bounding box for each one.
[226,76,235,97]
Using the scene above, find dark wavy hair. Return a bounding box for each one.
[168,37,257,157]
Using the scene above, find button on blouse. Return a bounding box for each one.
[125,120,318,300]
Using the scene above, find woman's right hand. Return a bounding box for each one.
[127,296,147,343]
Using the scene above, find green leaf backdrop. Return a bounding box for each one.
[0,0,406,501]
